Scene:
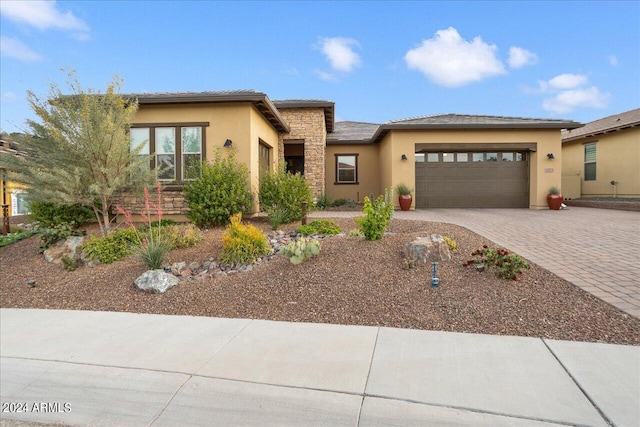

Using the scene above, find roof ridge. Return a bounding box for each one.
[389,113,573,124]
[334,120,380,125]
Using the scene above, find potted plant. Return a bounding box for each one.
[547,186,563,210]
[396,182,413,211]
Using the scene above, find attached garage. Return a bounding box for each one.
[415,150,529,208]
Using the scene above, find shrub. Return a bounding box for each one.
[29,201,94,228]
[38,223,83,252]
[333,198,347,207]
[280,236,320,265]
[218,213,270,265]
[348,229,363,237]
[315,193,333,209]
[183,149,252,227]
[443,236,457,251]
[297,219,341,236]
[264,205,288,230]
[0,229,37,247]
[82,228,139,264]
[61,255,78,272]
[163,224,203,248]
[355,188,394,241]
[463,244,530,280]
[259,163,313,224]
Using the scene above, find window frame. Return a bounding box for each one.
[334,153,358,185]
[130,122,208,184]
[584,142,597,181]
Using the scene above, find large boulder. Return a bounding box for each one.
[404,234,451,264]
[135,270,179,294]
[44,236,88,264]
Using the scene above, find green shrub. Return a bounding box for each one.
[163,224,203,248]
[82,228,139,264]
[218,213,270,265]
[135,239,169,270]
[183,149,252,227]
[348,228,363,237]
[61,255,78,271]
[443,236,457,251]
[333,198,347,207]
[297,219,341,235]
[355,189,394,241]
[264,205,288,230]
[38,223,83,252]
[463,244,530,280]
[0,229,37,247]
[315,193,333,209]
[280,236,320,265]
[259,163,313,224]
[29,201,94,228]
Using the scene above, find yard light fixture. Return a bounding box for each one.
[401,154,408,161]
[431,262,439,287]
[224,139,233,148]
[547,153,555,160]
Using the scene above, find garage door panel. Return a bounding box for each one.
[415,151,529,208]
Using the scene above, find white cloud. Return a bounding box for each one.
[318,37,361,72]
[538,73,610,114]
[508,46,538,69]
[0,36,43,62]
[314,70,338,82]
[609,55,618,66]
[404,27,506,87]
[543,73,589,90]
[1,0,89,37]
[1,91,18,103]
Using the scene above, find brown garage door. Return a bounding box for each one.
[415,151,529,208]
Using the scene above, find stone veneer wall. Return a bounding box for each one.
[111,191,186,216]
[277,108,327,197]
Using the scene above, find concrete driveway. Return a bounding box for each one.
[314,207,640,319]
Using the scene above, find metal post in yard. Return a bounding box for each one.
[1,204,9,235]
[301,201,308,225]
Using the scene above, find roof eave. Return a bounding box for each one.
[562,122,640,143]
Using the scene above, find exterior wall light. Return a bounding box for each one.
[547,153,555,160]
[401,154,408,161]
[224,139,233,148]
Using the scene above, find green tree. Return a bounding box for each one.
[0,72,154,235]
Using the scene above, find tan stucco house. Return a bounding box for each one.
[561,108,640,199]
[117,90,582,215]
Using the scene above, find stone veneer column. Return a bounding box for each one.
[277,108,327,197]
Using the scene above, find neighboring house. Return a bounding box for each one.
[114,90,581,215]
[0,138,29,219]
[561,108,640,199]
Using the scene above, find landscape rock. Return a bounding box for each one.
[44,236,88,264]
[134,270,179,294]
[404,234,452,264]
[171,261,186,275]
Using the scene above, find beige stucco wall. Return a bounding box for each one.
[133,102,280,213]
[325,144,380,202]
[377,128,563,209]
[562,127,640,198]
[277,108,326,197]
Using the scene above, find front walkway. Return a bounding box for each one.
[313,207,640,319]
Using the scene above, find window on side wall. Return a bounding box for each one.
[335,154,358,184]
[584,142,597,181]
[130,124,206,183]
[11,190,29,215]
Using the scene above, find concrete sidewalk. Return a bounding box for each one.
[1,309,638,426]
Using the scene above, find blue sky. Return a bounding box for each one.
[1,1,638,133]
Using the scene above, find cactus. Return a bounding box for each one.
[280,237,320,265]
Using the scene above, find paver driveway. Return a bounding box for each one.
[313,207,640,318]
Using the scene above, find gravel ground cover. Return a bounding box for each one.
[1,217,638,345]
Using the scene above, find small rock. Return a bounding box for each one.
[475,264,485,272]
[171,261,186,275]
[26,279,36,287]
[188,261,201,271]
[213,271,226,279]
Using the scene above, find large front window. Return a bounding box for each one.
[130,124,206,182]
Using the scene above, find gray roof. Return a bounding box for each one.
[327,121,380,144]
[123,90,290,133]
[372,114,582,144]
[272,99,335,133]
[562,108,640,142]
